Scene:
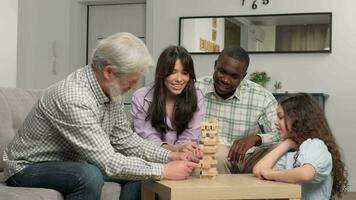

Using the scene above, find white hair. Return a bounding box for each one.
[91,32,154,73]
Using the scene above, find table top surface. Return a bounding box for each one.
[143,174,301,199]
[153,174,299,190]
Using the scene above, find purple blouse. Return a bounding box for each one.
[131,85,204,146]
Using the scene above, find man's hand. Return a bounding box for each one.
[177,144,203,158]
[167,151,200,163]
[163,160,200,180]
[228,135,261,162]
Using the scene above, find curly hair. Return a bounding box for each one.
[146,45,197,135]
[279,93,348,199]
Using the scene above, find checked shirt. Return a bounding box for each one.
[196,76,279,147]
[3,66,169,181]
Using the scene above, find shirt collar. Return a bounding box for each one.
[206,78,247,101]
[85,65,110,105]
[143,85,155,103]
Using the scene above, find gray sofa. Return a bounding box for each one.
[0,87,120,200]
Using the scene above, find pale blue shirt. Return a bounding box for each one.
[276,138,332,200]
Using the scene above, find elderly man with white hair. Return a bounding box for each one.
[3,32,200,200]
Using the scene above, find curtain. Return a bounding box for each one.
[275,24,329,51]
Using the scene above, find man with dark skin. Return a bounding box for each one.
[196,46,279,173]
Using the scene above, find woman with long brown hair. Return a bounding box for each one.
[131,45,204,155]
[253,93,348,200]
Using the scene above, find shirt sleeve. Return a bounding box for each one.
[131,91,165,146]
[111,102,170,164]
[44,99,168,180]
[257,93,280,146]
[297,139,332,184]
[175,89,205,144]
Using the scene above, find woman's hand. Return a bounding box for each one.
[177,144,203,158]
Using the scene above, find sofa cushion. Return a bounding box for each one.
[0,186,64,200]
[1,172,120,200]
[0,87,42,171]
[101,182,121,200]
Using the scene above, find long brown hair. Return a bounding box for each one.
[279,93,348,199]
[146,45,197,135]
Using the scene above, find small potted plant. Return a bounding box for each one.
[249,71,271,87]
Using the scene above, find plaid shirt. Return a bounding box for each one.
[196,76,279,147]
[3,66,169,180]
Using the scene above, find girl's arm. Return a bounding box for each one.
[259,164,316,184]
[253,139,296,178]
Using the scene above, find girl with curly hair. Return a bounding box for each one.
[253,93,348,200]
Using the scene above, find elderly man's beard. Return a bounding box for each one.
[107,79,124,103]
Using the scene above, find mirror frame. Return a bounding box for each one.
[178,12,332,54]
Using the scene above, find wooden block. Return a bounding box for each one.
[200,160,218,168]
[202,138,219,146]
[201,168,218,174]
[201,131,218,139]
[202,146,217,154]
[200,159,218,165]
[202,155,215,160]
[200,168,218,178]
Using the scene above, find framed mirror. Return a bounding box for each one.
[179,13,332,54]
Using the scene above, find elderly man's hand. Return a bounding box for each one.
[228,135,261,162]
[163,160,200,180]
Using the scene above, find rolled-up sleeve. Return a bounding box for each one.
[257,93,279,146]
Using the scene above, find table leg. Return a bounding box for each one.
[141,184,155,200]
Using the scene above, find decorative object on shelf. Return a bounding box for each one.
[249,71,271,87]
[242,0,269,10]
[273,81,282,93]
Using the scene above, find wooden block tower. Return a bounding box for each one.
[200,118,219,179]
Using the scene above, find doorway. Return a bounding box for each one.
[87,3,146,118]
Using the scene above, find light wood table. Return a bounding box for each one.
[142,174,301,200]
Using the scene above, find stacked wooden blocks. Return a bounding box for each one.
[200,118,219,179]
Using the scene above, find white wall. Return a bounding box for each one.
[17,0,75,89]
[182,18,224,52]
[147,0,356,191]
[0,0,18,87]
[16,0,143,89]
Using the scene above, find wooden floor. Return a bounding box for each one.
[337,192,356,200]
